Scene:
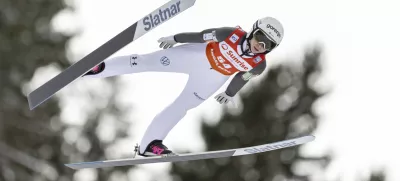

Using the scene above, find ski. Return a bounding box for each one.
[65,135,315,170]
[27,0,196,110]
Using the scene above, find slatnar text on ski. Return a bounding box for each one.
[143,1,182,31]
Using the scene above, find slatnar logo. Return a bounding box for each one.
[244,141,297,154]
[143,1,182,31]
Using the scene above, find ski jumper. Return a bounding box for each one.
[83,26,268,154]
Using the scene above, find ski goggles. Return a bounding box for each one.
[253,29,277,51]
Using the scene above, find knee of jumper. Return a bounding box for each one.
[178,94,205,111]
[169,102,197,114]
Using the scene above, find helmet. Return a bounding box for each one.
[246,17,284,53]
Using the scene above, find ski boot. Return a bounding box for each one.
[82,62,105,76]
[134,140,177,157]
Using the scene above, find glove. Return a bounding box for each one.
[158,35,178,49]
[214,92,236,107]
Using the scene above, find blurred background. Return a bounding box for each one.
[1,0,399,180]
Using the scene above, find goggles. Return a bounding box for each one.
[253,29,277,51]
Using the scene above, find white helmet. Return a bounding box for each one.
[246,17,284,53]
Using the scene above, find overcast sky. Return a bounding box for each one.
[43,0,400,180]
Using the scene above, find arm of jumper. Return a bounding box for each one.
[224,61,267,97]
[173,27,236,43]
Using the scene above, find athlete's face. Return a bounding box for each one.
[249,29,277,54]
[249,38,267,54]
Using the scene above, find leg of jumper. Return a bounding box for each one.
[82,48,191,79]
[139,60,230,153]
[139,76,203,153]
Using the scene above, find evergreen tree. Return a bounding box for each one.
[0,1,134,180]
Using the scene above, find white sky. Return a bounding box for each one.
[43,0,400,180]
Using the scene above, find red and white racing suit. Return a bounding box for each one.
[83,26,267,153]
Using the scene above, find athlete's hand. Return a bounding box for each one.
[158,35,178,49]
[214,92,236,107]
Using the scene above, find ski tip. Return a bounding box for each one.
[305,134,315,138]
[183,0,197,5]
[179,0,197,8]
[304,135,316,142]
